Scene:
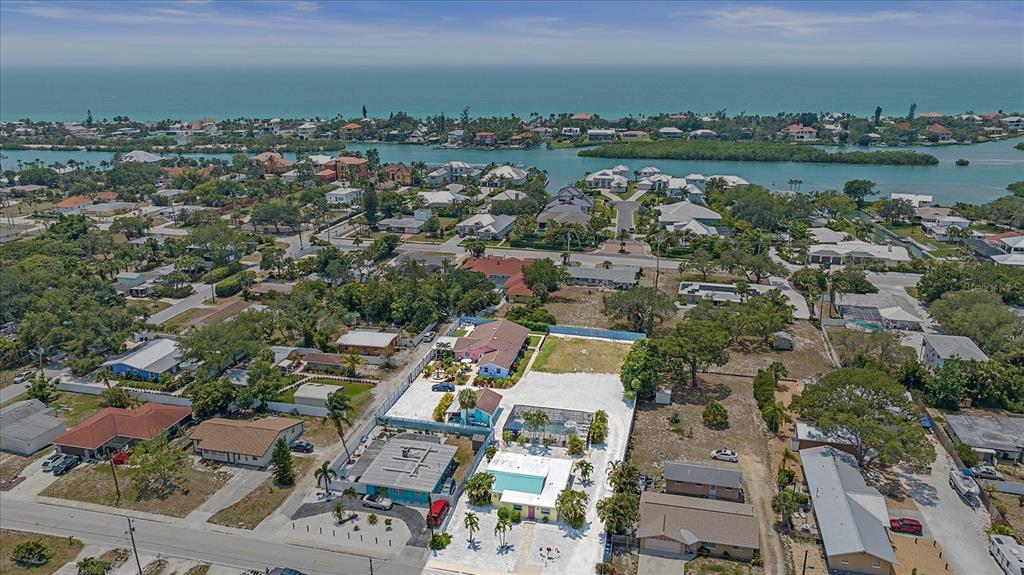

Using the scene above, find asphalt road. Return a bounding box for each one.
[0,381,28,403]
[0,498,430,575]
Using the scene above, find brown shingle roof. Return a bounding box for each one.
[638,491,759,550]
[190,417,303,457]
[453,319,529,370]
[54,403,191,450]
[475,388,503,415]
[462,256,534,298]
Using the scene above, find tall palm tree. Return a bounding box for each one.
[458,388,477,425]
[464,511,480,546]
[555,488,589,529]
[573,459,594,484]
[341,350,364,377]
[522,409,550,444]
[342,487,359,519]
[314,461,338,496]
[325,393,354,461]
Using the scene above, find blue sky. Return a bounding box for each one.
[2,0,1022,67]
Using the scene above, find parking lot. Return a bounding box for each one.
[385,372,460,421]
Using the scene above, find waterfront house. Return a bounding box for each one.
[340,122,362,140]
[456,214,516,240]
[336,330,399,356]
[638,492,759,560]
[921,334,988,369]
[621,130,647,140]
[584,168,628,192]
[586,129,616,142]
[926,124,952,141]
[484,451,572,521]
[253,152,294,174]
[801,446,896,574]
[637,166,661,178]
[690,129,717,139]
[54,403,191,460]
[102,338,182,381]
[922,215,971,241]
[191,417,304,468]
[474,132,497,146]
[658,127,685,139]
[296,122,317,140]
[561,127,581,138]
[890,193,932,208]
[1000,116,1024,130]
[447,129,465,145]
[655,201,722,231]
[335,156,369,179]
[781,124,818,141]
[482,165,529,187]
[122,150,162,163]
[663,461,745,502]
[0,399,67,455]
[453,319,530,378]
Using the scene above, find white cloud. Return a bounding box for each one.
[701,5,922,36]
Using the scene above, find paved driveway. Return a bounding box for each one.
[147,284,211,326]
[638,553,685,575]
[292,500,429,548]
[896,437,999,575]
[613,200,637,231]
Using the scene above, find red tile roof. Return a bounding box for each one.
[316,169,337,177]
[342,122,362,130]
[926,124,950,134]
[336,156,368,166]
[985,231,1024,242]
[783,124,816,133]
[462,256,533,297]
[54,403,191,450]
[571,113,593,121]
[56,195,93,208]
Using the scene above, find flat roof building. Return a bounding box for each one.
[945,414,1024,463]
[922,334,989,369]
[336,330,399,356]
[357,437,458,504]
[485,451,573,521]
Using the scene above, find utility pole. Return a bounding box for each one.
[110,454,122,506]
[126,517,143,575]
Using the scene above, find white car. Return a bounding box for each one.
[711,449,739,463]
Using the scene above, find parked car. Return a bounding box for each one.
[426,500,450,528]
[431,383,455,392]
[362,493,393,511]
[52,455,81,476]
[13,371,33,384]
[290,441,314,453]
[424,331,436,342]
[971,465,1004,481]
[889,518,923,536]
[41,452,64,472]
[711,448,739,463]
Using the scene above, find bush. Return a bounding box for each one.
[566,434,586,457]
[955,442,980,468]
[76,557,112,575]
[200,264,239,284]
[589,410,609,444]
[777,468,796,490]
[367,513,378,525]
[215,275,242,298]
[702,401,729,429]
[429,532,452,551]
[486,444,498,461]
[752,370,775,408]
[433,392,454,422]
[498,506,522,523]
[11,540,51,564]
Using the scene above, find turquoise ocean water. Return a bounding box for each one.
[2,66,1022,122]
[3,138,1021,206]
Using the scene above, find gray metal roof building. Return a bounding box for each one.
[945,414,1024,460]
[663,461,744,490]
[0,399,67,455]
[801,446,896,567]
[358,437,457,493]
[923,334,989,363]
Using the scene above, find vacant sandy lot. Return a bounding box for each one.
[543,286,615,329]
[718,320,835,380]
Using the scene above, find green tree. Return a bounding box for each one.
[458,388,478,424]
[606,460,640,494]
[26,375,56,403]
[128,433,186,499]
[795,367,933,468]
[761,401,788,432]
[596,492,639,534]
[772,490,799,528]
[11,540,51,564]
[361,187,378,226]
[521,258,568,301]
[314,460,338,496]
[573,459,594,484]
[566,433,586,457]
[465,472,496,506]
[619,338,662,399]
[929,289,1022,354]
[663,319,731,386]
[76,557,112,575]
[239,358,286,410]
[326,392,354,462]
[100,384,135,409]
[271,438,295,485]
[602,286,675,334]
[556,488,589,528]
[702,401,729,429]
[185,378,237,419]
[464,511,480,546]
[843,179,876,207]
[679,248,718,280]
[589,410,609,444]
[465,239,487,258]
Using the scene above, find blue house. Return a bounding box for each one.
[359,437,458,504]
[102,338,182,381]
[448,388,503,428]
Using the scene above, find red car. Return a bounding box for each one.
[889,518,923,535]
[427,500,450,528]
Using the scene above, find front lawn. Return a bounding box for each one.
[274,381,374,417]
[207,457,314,529]
[40,460,230,518]
[0,530,83,575]
[531,336,633,374]
[51,392,104,427]
[881,222,959,251]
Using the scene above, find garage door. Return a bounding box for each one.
[642,537,682,556]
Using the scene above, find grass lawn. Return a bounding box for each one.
[51,392,104,427]
[274,381,374,416]
[446,435,477,487]
[142,300,172,316]
[685,557,759,574]
[452,328,469,337]
[0,530,84,575]
[1,200,55,217]
[531,337,633,374]
[157,307,208,332]
[40,460,230,518]
[882,222,959,252]
[208,457,314,529]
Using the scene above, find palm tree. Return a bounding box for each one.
[573,459,594,484]
[325,392,354,462]
[464,511,480,546]
[556,489,589,528]
[781,447,798,471]
[522,409,550,444]
[314,461,338,496]
[342,487,359,520]
[767,361,789,382]
[341,350,364,377]
[761,401,788,433]
[458,388,477,425]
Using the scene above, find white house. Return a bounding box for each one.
[922,334,989,369]
[782,124,818,141]
[325,187,363,205]
[585,169,628,192]
[561,127,581,138]
[296,122,318,140]
[456,214,516,240]
[806,241,911,266]
[0,399,67,455]
[190,417,304,469]
[121,150,162,163]
[482,165,529,187]
[418,190,468,208]
[658,127,685,139]
[637,166,661,178]
[1000,116,1024,130]
[655,201,722,230]
[587,129,616,142]
[890,193,932,208]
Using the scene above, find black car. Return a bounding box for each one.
[431,382,455,392]
[290,441,314,453]
[52,455,81,476]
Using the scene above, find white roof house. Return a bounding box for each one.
[122,150,162,163]
[102,338,182,377]
[456,214,516,239]
[485,452,573,510]
[655,201,722,228]
[807,241,911,265]
[708,175,750,188]
[482,165,529,186]
[489,190,527,202]
[325,187,363,205]
[922,334,989,369]
[417,190,468,207]
[0,399,67,455]
[890,193,933,208]
[801,446,896,567]
[336,330,399,350]
[293,383,336,408]
[637,166,661,178]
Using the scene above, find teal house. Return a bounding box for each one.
[448,388,503,428]
[358,437,457,505]
[485,451,573,521]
